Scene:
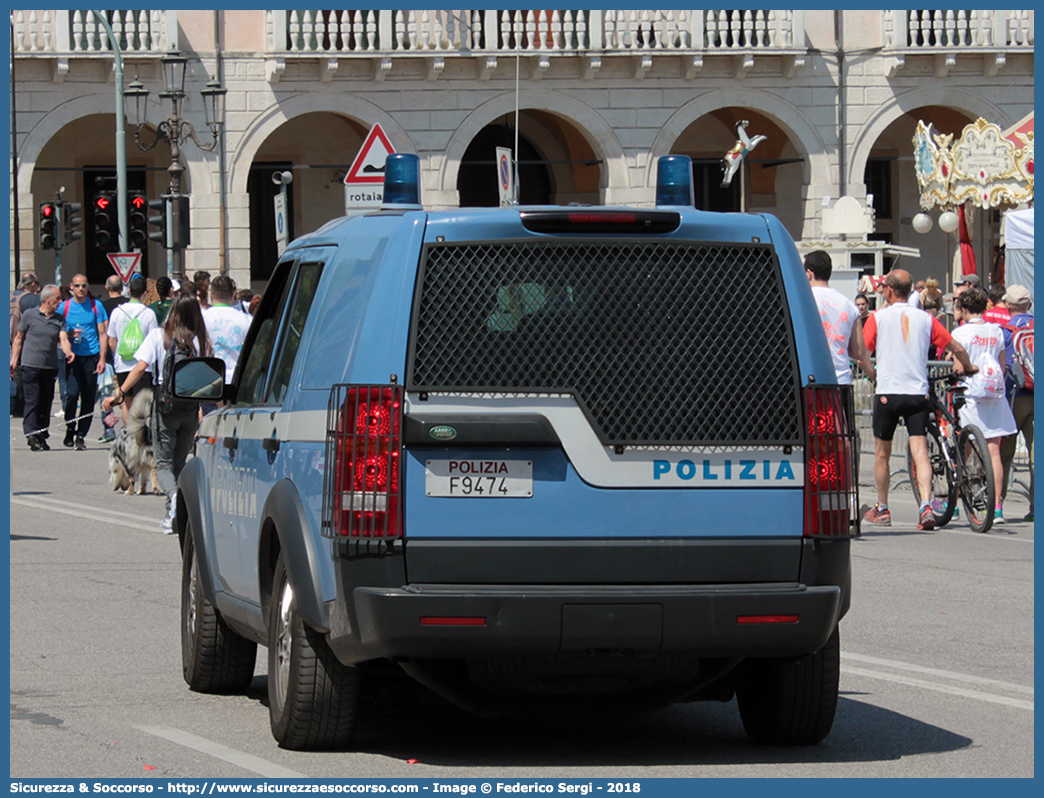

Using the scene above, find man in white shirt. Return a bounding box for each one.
[202,275,253,412]
[804,250,875,385]
[862,269,976,530]
[106,274,158,422]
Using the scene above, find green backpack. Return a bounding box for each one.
[117,308,145,360]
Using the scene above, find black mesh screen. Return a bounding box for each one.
[407,240,803,446]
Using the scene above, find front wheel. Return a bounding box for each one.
[268,552,359,750]
[957,425,995,533]
[736,627,840,745]
[181,529,257,692]
[908,425,957,527]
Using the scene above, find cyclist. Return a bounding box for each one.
[862,269,976,530]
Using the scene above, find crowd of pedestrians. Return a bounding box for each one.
[10,270,259,533]
[804,250,1034,530]
[10,257,1032,534]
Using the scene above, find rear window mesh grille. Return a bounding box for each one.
[407,240,802,446]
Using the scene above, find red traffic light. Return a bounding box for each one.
[42,204,55,217]
[130,195,146,210]
[95,196,111,211]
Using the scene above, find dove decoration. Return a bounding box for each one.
[721,120,767,188]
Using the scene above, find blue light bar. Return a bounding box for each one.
[656,155,694,208]
[382,153,422,209]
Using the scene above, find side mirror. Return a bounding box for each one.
[172,357,226,401]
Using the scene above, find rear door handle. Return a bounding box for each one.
[223,437,238,451]
[262,437,280,452]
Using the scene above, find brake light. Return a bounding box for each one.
[519,210,681,234]
[803,386,855,537]
[567,212,636,224]
[331,385,403,538]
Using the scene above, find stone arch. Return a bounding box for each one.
[18,92,114,194]
[848,88,1013,189]
[17,91,214,197]
[440,90,627,198]
[228,93,417,196]
[647,88,828,190]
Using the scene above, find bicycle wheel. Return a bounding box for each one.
[908,425,957,527]
[957,424,995,533]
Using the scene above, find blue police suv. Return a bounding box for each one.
[172,155,857,750]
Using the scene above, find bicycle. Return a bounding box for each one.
[907,371,996,533]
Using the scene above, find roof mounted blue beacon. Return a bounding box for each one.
[656,155,694,208]
[382,153,423,210]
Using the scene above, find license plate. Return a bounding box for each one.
[425,460,533,498]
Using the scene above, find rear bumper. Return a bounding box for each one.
[330,582,842,664]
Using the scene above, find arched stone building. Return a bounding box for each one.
[11,9,1034,293]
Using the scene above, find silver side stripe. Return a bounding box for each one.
[199,397,804,489]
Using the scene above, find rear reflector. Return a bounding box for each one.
[736,615,799,625]
[420,617,487,626]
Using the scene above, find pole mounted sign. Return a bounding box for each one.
[106,252,142,282]
[496,147,514,207]
[344,124,396,210]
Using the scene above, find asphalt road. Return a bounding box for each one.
[8,409,1034,779]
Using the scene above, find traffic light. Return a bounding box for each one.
[39,203,58,250]
[147,197,170,248]
[147,195,191,250]
[174,194,191,249]
[62,202,82,246]
[128,191,148,249]
[93,191,118,250]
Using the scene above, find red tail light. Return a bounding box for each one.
[803,386,855,537]
[331,385,403,538]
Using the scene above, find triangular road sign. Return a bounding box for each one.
[344,124,396,185]
[106,252,142,282]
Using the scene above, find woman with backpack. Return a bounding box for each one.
[951,287,1018,524]
[103,293,212,534]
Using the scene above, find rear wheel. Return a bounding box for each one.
[736,627,840,745]
[181,529,257,692]
[268,551,359,750]
[908,425,957,527]
[958,425,995,533]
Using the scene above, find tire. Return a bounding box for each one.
[268,551,359,750]
[181,529,257,692]
[908,426,957,527]
[958,425,995,533]
[736,627,840,745]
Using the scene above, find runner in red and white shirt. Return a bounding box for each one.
[862,269,977,530]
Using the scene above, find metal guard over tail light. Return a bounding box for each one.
[803,384,858,538]
[322,384,404,542]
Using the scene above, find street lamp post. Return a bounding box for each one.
[124,50,225,278]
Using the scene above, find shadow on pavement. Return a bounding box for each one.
[241,672,971,765]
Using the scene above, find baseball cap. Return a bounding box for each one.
[954,273,980,287]
[1003,284,1032,306]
